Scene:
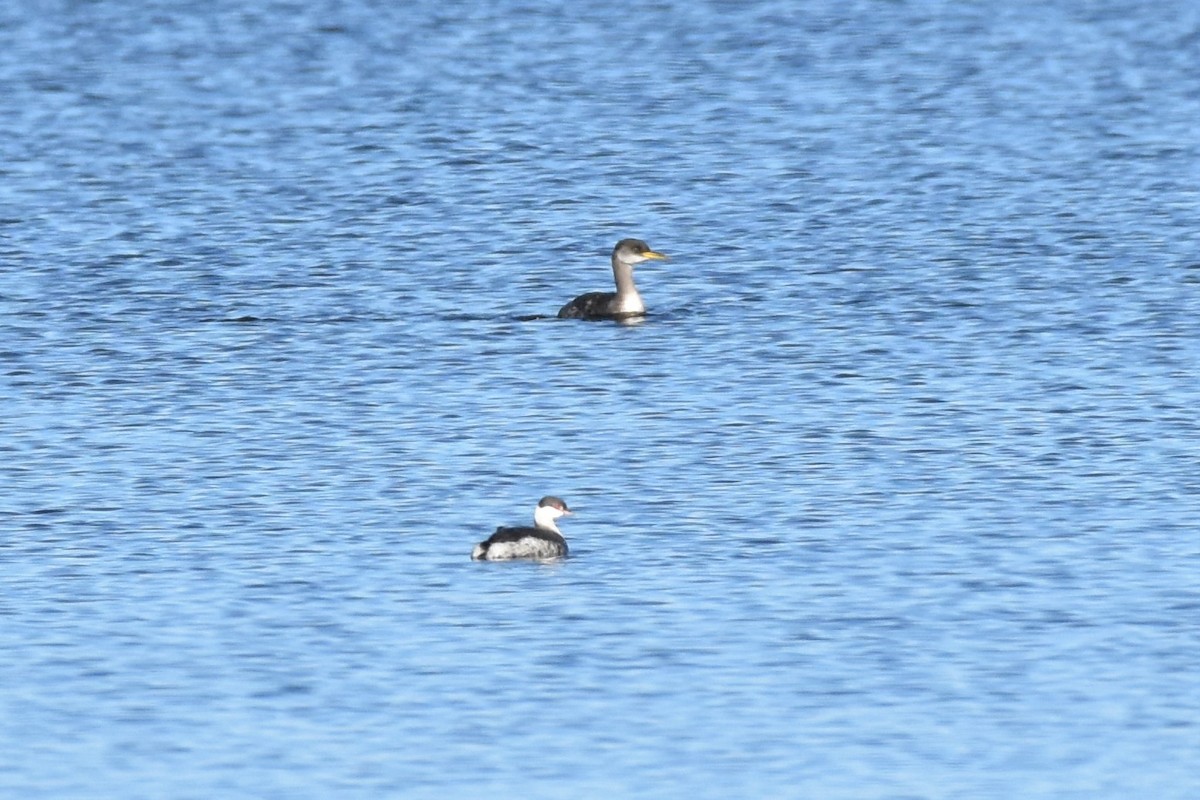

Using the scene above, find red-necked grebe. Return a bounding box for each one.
[557,239,669,320]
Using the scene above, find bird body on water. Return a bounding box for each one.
[471,496,573,560]
[558,239,669,320]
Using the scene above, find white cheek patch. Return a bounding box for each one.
[533,506,562,531]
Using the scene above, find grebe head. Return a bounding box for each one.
[613,239,669,266]
[533,496,572,532]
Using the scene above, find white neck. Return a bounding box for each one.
[612,255,643,314]
[615,290,645,314]
[533,505,562,533]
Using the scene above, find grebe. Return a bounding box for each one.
[471,496,573,560]
[557,239,669,320]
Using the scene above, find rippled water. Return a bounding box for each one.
[3,1,1199,797]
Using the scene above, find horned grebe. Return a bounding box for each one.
[557,239,669,320]
[471,496,573,560]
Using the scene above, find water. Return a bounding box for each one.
[3,1,1199,797]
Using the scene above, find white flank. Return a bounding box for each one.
[479,538,564,561]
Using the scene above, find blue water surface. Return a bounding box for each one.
[2,1,1199,798]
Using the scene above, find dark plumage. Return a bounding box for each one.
[558,291,620,319]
